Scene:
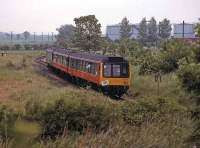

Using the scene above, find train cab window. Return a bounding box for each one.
[113,64,121,77]
[121,63,129,77]
[103,63,129,78]
[104,64,112,77]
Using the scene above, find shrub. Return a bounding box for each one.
[139,39,194,75]
[24,44,32,50]
[25,100,44,121]
[120,97,186,126]
[40,99,113,139]
[177,64,200,95]
[193,43,200,63]
[0,105,18,140]
[14,44,21,50]
[0,45,10,51]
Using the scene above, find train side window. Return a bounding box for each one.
[91,63,96,75]
[77,60,81,70]
[86,62,91,73]
[66,57,69,66]
[80,60,83,71]
[104,64,112,77]
[83,61,86,72]
[59,55,61,64]
[73,59,76,69]
[69,58,73,68]
[61,56,63,64]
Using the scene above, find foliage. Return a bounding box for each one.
[24,44,32,50]
[120,17,132,39]
[138,18,148,46]
[73,15,102,51]
[40,99,113,139]
[139,39,194,74]
[56,24,75,48]
[23,31,30,40]
[0,45,10,50]
[121,97,187,126]
[14,44,21,50]
[148,17,158,45]
[193,42,200,63]
[118,39,130,57]
[195,23,200,37]
[159,18,172,39]
[0,105,18,140]
[177,63,200,95]
[190,107,200,146]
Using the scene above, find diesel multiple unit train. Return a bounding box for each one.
[46,48,131,97]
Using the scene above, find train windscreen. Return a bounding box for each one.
[103,63,129,78]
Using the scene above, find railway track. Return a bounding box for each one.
[34,56,47,66]
[34,56,134,101]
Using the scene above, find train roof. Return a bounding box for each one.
[47,48,128,63]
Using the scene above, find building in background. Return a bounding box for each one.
[106,24,139,41]
[106,22,197,41]
[172,23,196,38]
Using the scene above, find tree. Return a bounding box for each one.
[73,15,102,51]
[148,17,158,45]
[159,18,172,39]
[195,23,200,37]
[120,17,132,39]
[118,39,129,57]
[23,31,30,40]
[138,18,148,46]
[56,24,75,48]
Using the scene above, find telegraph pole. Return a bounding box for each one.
[34,32,36,41]
[48,33,49,42]
[10,31,13,41]
[182,20,185,38]
[52,32,54,41]
[42,32,43,42]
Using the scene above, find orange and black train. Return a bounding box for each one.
[46,48,131,97]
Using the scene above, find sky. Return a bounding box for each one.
[0,0,200,34]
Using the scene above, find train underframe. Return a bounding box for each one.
[48,64,129,98]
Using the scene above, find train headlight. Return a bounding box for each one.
[101,80,109,86]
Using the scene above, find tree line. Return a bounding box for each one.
[56,15,174,52]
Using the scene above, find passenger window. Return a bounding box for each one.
[104,64,112,77]
[86,62,91,73]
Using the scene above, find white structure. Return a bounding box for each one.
[106,22,197,41]
[106,24,139,41]
[171,23,196,38]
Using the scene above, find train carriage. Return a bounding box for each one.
[46,48,130,97]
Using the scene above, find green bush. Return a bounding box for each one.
[24,44,32,50]
[139,40,194,75]
[0,45,10,51]
[177,64,200,95]
[120,97,186,126]
[0,105,18,140]
[193,43,200,63]
[14,44,21,50]
[40,99,113,139]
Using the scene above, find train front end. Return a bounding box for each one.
[100,57,131,97]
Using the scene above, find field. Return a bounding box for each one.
[0,50,196,147]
